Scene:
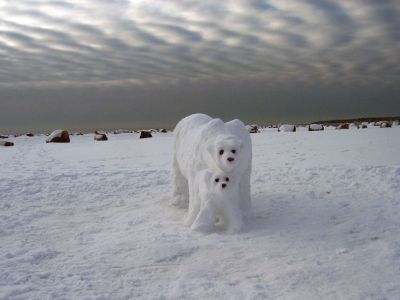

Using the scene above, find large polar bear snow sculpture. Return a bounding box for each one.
[172,113,252,221]
[187,169,243,233]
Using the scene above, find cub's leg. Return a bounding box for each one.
[186,181,201,226]
[191,200,215,233]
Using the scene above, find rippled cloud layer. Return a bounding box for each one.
[1,0,399,87]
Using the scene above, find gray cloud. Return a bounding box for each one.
[0,0,398,86]
[0,0,399,132]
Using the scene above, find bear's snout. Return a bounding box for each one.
[227,157,234,162]
[221,183,227,188]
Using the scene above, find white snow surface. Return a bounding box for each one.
[1,128,400,299]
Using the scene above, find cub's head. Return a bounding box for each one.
[211,174,231,190]
[208,135,244,173]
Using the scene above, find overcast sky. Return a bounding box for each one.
[0,0,399,133]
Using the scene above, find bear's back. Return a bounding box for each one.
[174,114,215,175]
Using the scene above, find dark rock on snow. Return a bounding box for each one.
[0,140,14,146]
[138,131,152,139]
[46,130,70,143]
[94,133,108,141]
[336,123,349,129]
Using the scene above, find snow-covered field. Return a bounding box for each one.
[1,127,400,299]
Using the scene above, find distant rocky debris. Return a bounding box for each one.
[313,116,400,126]
[0,140,13,146]
[349,123,359,129]
[159,128,167,133]
[138,130,152,139]
[378,121,392,128]
[46,130,70,143]
[26,133,34,137]
[114,129,132,134]
[337,123,350,129]
[308,124,324,131]
[94,133,108,141]
[0,135,8,139]
[278,124,296,132]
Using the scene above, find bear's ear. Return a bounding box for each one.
[226,119,244,128]
[226,119,248,137]
[207,118,224,131]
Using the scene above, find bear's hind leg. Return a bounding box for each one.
[170,158,189,208]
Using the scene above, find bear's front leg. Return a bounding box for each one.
[239,168,252,219]
[223,199,244,234]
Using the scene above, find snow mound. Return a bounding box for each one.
[278,124,296,132]
[308,124,324,131]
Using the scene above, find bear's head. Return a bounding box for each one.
[207,135,245,173]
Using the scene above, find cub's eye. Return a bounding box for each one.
[215,178,220,183]
[231,149,236,154]
[219,150,224,155]
[225,177,229,182]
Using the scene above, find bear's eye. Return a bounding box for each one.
[225,177,229,182]
[219,149,224,155]
[215,178,220,183]
[231,149,236,154]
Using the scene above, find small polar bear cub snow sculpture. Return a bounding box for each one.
[187,169,243,233]
[172,113,252,220]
